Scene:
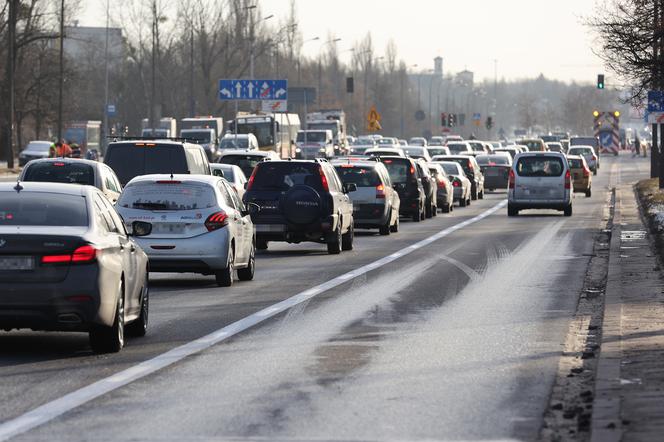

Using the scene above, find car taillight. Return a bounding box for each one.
[375,183,386,198]
[592,155,597,161]
[42,245,99,265]
[508,169,515,189]
[468,162,473,171]
[319,166,329,192]
[437,178,446,189]
[205,211,229,231]
[583,165,590,177]
[565,170,571,189]
[452,179,461,187]
[410,165,415,175]
[246,168,257,191]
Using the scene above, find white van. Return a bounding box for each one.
[508,152,572,217]
[295,130,334,159]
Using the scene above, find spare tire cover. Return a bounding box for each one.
[282,185,323,225]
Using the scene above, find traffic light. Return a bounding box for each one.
[346,77,354,93]
[441,112,447,127]
[486,116,493,130]
[448,113,455,127]
[597,74,605,89]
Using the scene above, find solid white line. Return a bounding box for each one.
[0,199,507,441]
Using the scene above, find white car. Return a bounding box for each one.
[210,163,247,200]
[217,149,280,179]
[365,147,406,158]
[219,133,259,151]
[116,174,257,286]
[508,152,572,217]
[435,161,472,207]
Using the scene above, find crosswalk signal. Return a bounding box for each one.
[597,74,605,89]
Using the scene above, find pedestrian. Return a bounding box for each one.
[70,143,81,158]
[55,140,72,158]
[48,142,57,158]
[634,134,641,158]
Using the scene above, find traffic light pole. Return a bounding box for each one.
[652,124,659,179]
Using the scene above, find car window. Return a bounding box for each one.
[0,192,89,226]
[23,162,95,186]
[216,182,232,207]
[224,181,244,210]
[118,181,217,211]
[250,162,325,192]
[380,158,413,184]
[334,165,381,187]
[102,166,120,193]
[516,156,564,177]
[219,154,265,178]
[325,165,343,193]
[569,158,584,168]
[94,194,118,233]
[98,195,127,235]
[105,143,188,185]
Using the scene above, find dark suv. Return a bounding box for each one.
[446,155,485,200]
[243,159,355,254]
[415,159,437,218]
[376,156,426,222]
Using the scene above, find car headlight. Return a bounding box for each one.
[296,147,301,153]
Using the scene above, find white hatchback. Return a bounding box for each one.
[116,174,256,286]
[508,152,572,217]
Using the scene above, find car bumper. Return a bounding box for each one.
[136,230,231,273]
[508,198,571,210]
[484,176,509,189]
[353,203,390,228]
[254,214,340,244]
[0,265,109,331]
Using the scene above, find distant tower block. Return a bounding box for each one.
[434,57,443,77]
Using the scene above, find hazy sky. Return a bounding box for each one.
[78,0,604,83]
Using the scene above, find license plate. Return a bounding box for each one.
[152,224,186,234]
[256,224,286,232]
[0,256,34,271]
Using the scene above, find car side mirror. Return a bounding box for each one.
[242,202,261,218]
[343,182,357,193]
[131,221,152,237]
[213,169,224,177]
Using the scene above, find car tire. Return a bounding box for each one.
[342,221,354,251]
[432,204,438,217]
[379,214,391,236]
[585,188,592,198]
[215,247,234,287]
[479,189,484,199]
[89,283,125,354]
[471,187,478,200]
[328,224,342,254]
[441,203,450,214]
[593,169,597,176]
[412,211,421,222]
[460,198,467,207]
[466,196,471,206]
[256,239,268,251]
[126,273,149,338]
[237,241,255,281]
[390,216,399,233]
[564,205,573,217]
[425,202,432,218]
[507,205,518,217]
[449,203,454,212]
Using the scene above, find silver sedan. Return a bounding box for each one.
[434,161,472,207]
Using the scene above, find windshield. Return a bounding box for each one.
[251,163,324,192]
[440,163,460,175]
[307,123,338,137]
[142,129,169,138]
[476,155,510,166]
[403,147,424,156]
[380,158,412,184]
[220,137,249,149]
[447,143,468,154]
[104,143,189,185]
[118,182,217,211]
[377,138,397,145]
[24,142,51,153]
[427,148,448,157]
[568,147,593,156]
[297,132,327,143]
[516,156,564,177]
[182,130,213,144]
[23,162,95,186]
[568,158,584,168]
[236,121,273,147]
[0,192,88,226]
[469,142,485,152]
[334,166,381,187]
[218,154,264,178]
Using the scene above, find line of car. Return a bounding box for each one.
[0,133,600,353]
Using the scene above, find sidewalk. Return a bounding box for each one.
[591,184,664,441]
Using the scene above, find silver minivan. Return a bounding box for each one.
[508,152,572,217]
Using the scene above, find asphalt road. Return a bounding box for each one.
[0,153,648,441]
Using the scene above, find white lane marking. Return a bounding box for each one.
[0,199,507,441]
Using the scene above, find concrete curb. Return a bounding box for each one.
[590,187,623,442]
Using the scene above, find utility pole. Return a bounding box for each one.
[150,0,157,132]
[57,0,65,143]
[189,27,195,116]
[659,0,664,186]
[654,0,661,179]
[103,0,110,152]
[6,0,16,168]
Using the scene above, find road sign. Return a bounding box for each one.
[472,112,481,121]
[647,112,664,124]
[106,104,116,117]
[648,90,664,112]
[367,120,382,132]
[261,100,288,112]
[288,87,316,104]
[367,105,381,123]
[218,79,288,101]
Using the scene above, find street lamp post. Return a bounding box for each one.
[318,37,341,108]
[298,36,320,84]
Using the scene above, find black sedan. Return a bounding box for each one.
[0,182,151,353]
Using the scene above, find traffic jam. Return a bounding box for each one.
[0,113,599,353]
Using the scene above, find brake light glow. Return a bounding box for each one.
[205,211,229,231]
[246,167,257,191]
[42,245,99,265]
[319,166,330,192]
[565,169,571,189]
[376,183,386,199]
[583,164,590,177]
[410,165,415,175]
[452,179,461,187]
[437,178,446,189]
[508,169,515,189]
[53,162,66,167]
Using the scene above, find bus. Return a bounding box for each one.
[229,113,301,159]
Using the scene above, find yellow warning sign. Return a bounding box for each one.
[367,120,382,132]
[367,105,381,123]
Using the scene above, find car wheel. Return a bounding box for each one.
[432,204,438,217]
[256,239,268,251]
[593,169,597,176]
[420,207,426,220]
[471,187,478,200]
[379,212,391,236]
[449,203,454,212]
[390,215,399,233]
[441,203,450,214]
[507,205,518,217]
[328,224,342,254]
[89,282,125,353]
[466,196,471,206]
[215,247,234,287]
[126,273,149,338]
[479,189,484,199]
[460,198,467,207]
[564,205,573,217]
[585,188,592,198]
[237,241,255,281]
[425,202,432,218]
[412,211,421,222]
[342,221,354,251]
